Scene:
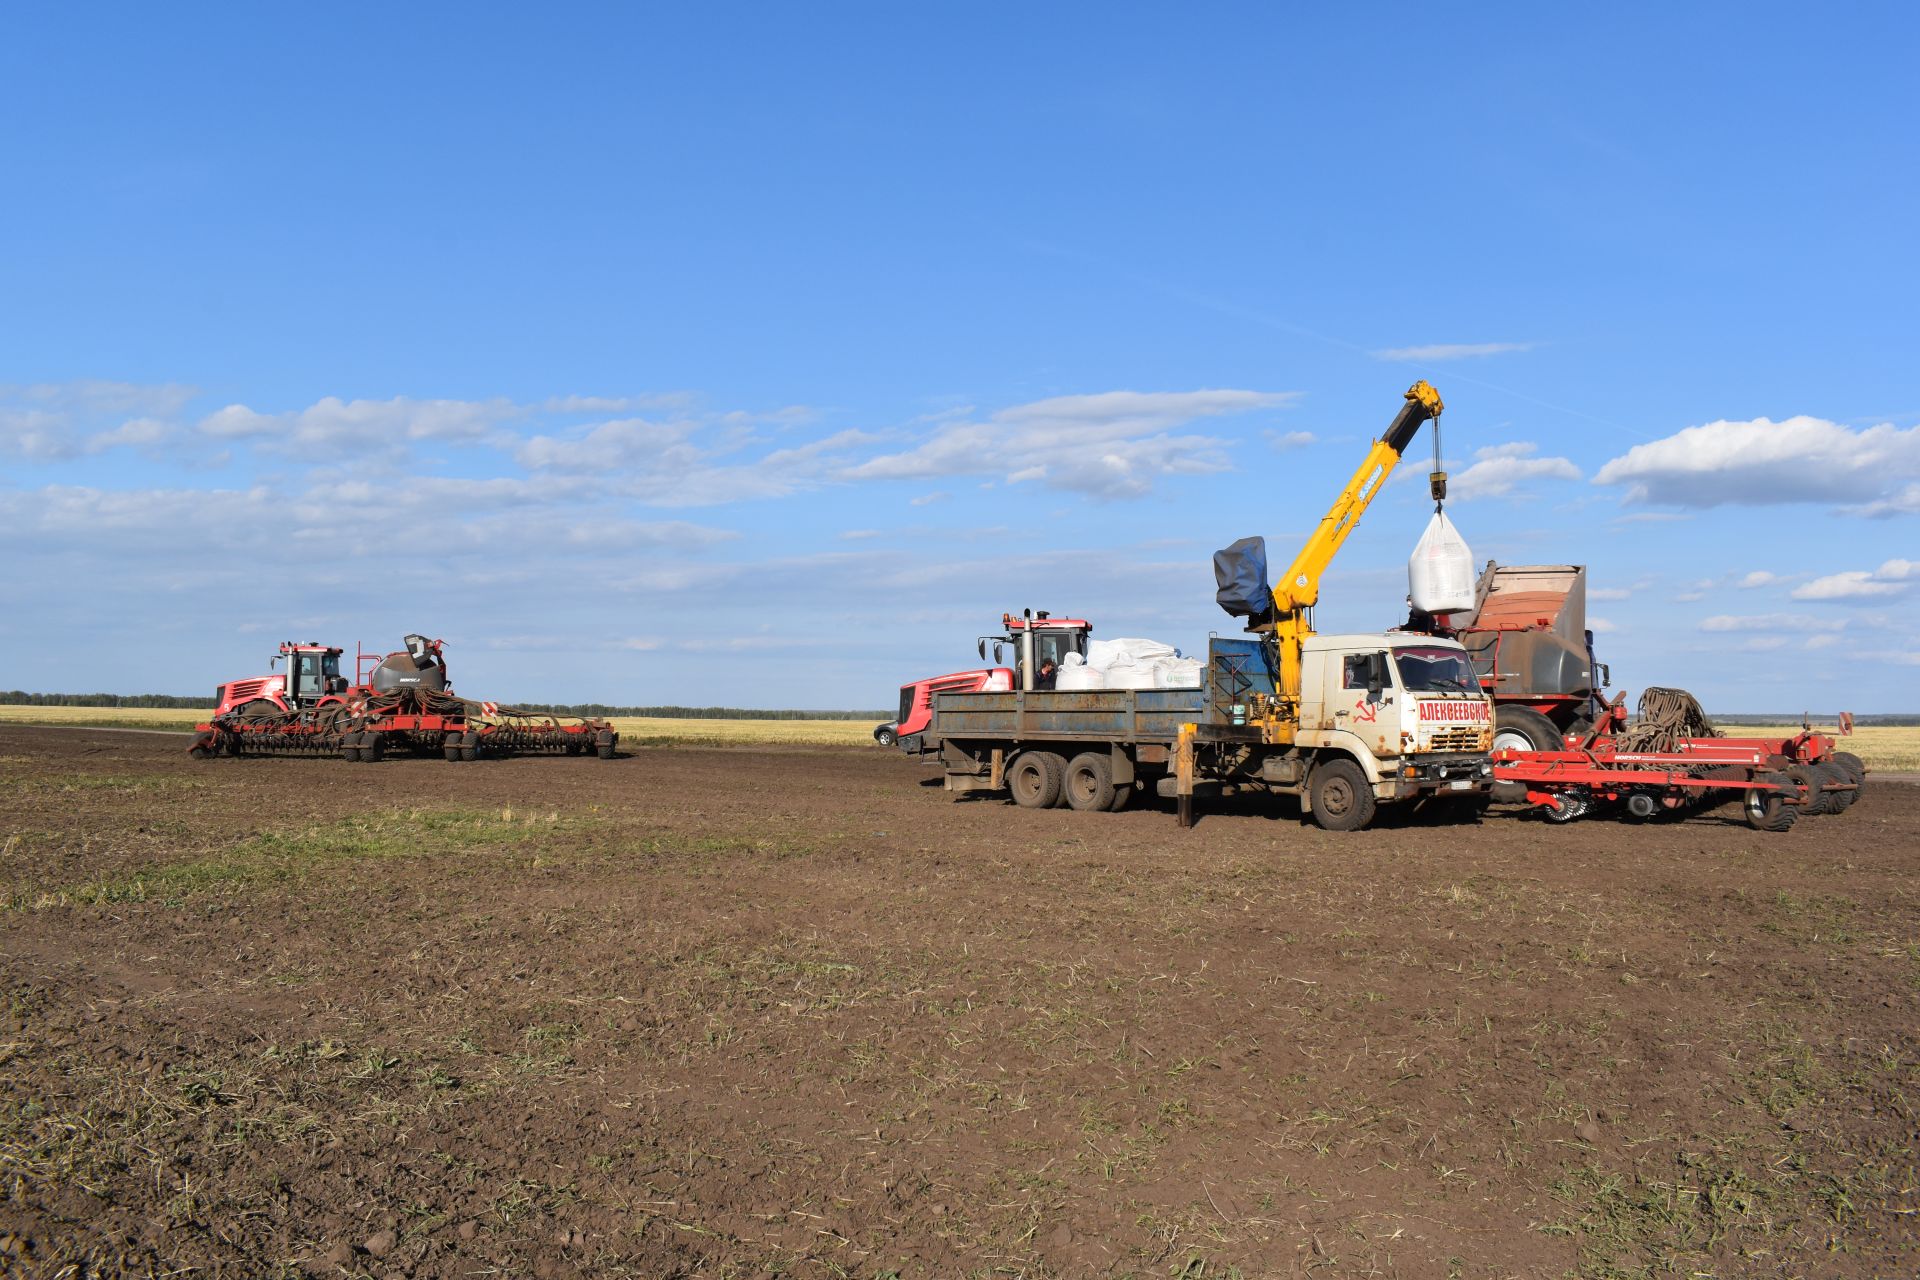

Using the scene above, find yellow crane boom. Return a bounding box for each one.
[1268,380,1445,699]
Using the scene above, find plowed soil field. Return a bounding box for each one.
[2,726,1916,1278]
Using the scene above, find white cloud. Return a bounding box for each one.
[1588,587,1631,601]
[1594,415,1920,508]
[1447,442,1582,501]
[1589,617,1617,633]
[1371,342,1535,361]
[844,388,1297,499]
[1790,559,1920,601]
[1268,430,1316,450]
[1738,570,1783,589]
[198,395,520,451]
[1698,613,1847,633]
[909,491,949,506]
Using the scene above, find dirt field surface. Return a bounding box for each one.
[3,728,1916,1279]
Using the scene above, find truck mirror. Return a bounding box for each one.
[994,643,1004,664]
[978,639,987,660]
[1366,653,1386,696]
[1599,663,1611,687]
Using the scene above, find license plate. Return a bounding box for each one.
[1449,779,1473,790]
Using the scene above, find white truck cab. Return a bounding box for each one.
[1297,633,1493,802]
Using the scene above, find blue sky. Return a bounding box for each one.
[4,5,1917,711]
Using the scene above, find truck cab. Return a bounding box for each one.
[1297,633,1492,799]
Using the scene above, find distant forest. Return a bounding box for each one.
[0,691,888,721]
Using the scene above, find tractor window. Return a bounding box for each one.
[293,653,321,699]
[322,652,341,681]
[1393,646,1479,692]
[1034,632,1077,670]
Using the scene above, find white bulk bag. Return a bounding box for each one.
[1087,637,1177,670]
[1156,657,1205,689]
[1408,511,1475,614]
[1055,664,1104,691]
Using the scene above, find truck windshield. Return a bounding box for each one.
[1393,646,1479,692]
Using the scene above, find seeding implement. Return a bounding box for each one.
[189,634,616,762]
[1490,689,1865,832]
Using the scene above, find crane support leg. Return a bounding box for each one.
[1176,723,1197,829]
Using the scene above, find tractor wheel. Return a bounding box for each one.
[1493,706,1563,754]
[1008,751,1065,809]
[237,699,280,720]
[874,726,897,748]
[189,744,211,760]
[1309,758,1377,832]
[1744,776,1799,833]
[1064,752,1116,812]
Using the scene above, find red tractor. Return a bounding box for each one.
[876,610,1090,748]
[212,635,448,719]
[193,634,614,762]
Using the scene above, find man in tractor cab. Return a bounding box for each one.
[1036,658,1059,690]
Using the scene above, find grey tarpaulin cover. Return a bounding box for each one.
[1213,536,1273,622]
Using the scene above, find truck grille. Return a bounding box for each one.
[1427,726,1489,752]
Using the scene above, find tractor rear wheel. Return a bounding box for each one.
[1064,752,1116,812]
[1493,706,1563,754]
[1008,751,1065,809]
[1309,758,1377,832]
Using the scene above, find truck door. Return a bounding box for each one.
[1338,651,1399,762]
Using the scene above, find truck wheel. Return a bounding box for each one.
[1008,751,1065,809]
[1064,752,1116,812]
[1493,706,1562,754]
[1309,759,1377,832]
[1744,776,1798,832]
[1108,781,1133,813]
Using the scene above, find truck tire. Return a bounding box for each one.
[1008,751,1065,809]
[1309,758,1377,832]
[1108,780,1133,812]
[1492,706,1563,754]
[1064,752,1117,812]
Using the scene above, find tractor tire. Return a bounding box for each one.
[1309,758,1377,832]
[1744,775,1799,833]
[1789,764,1838,816]
[1064,752,1117,812]
[874,726,897,748]
[1492,706,1563,754]
[189,744,211,761]
[237,699,280,720]
[1008,751,1065,809]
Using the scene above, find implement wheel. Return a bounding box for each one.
[1541,792,1587,824]
[1823,761,1858,814]
[595,731,617,760]
[1790,764,1836,816]
[1008,751,1065,809]
[1064,752,1116,812]
[1309,759,1377,832]
[1744,776,1799,833]
[359,734,385,764]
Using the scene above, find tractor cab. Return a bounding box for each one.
[280,642,347,708]
[978,610,1092,691]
